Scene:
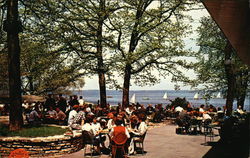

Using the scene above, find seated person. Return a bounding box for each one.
[129,115,139,130]
[146,104,155,117]
[129,113,147,155]
[107,113,116,130]
[82,116,101,154]
[55,107,67,125]
[45,106,57,123]
[70,105,85,130]
[236,105,245,114]
[203,112,212,120]
[126,105,134,116]
[28,105,42,126]
[131,114,147,136]
[92,117,107,149]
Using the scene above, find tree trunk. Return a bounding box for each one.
[98,71,107,108]
[6,0,23,131]
[28,76,34,93]
[224,42,235,116]
[122,64,132,107]
[97,0,107,108]
[236,71,249,109]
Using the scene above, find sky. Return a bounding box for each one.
[83,5,210,91]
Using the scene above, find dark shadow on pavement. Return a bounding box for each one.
[202,139,249,158]
[203,114,250,158]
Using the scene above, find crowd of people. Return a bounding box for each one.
[22,94,152,156]
[20,94,248,156]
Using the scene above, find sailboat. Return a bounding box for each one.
[216,92,222,98]
[130,94,136,104]
[193,92,199,100]
[163,92,168,100]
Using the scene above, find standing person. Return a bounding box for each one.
[79,96,85,106]
[44,94,56,112]
[57,94,67,112]
[68,96,74,107]
[71,95,80,106]
[68,105,79,127]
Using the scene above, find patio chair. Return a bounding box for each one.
[82,130,95,158]
[203,119,219,143]
[111,132,128,158]
[133,131,147,155]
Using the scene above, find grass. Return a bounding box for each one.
[0,124,67,137]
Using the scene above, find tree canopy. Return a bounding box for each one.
[194,16,250,108]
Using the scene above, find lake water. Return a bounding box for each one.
[74,90,250,111]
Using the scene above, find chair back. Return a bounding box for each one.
[137,131,147,142]
[82,130,94,144]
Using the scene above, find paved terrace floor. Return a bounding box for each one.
[61,124,222,158]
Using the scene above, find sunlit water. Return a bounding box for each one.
[74,90,250,111]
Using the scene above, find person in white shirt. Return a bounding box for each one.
[92,117,102,133]
[107,113,116,130]
[126,105,134,116]
[82,116,102,154]
[131,115,148,136]
[199,104,205,113]
[79,96,85,106]
[236,105,245,114]
[203,112,212,120]
[68,105,79,126]
[175,106,184,113]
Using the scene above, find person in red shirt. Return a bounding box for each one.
[110,118,130,158]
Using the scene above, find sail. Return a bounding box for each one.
[194,93,199,100]
[216,92,221,98]
[130,94,136,104]
[163,93,168,100]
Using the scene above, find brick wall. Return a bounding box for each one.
[0,132,83,157]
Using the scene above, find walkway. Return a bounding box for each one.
[61,124,219,158]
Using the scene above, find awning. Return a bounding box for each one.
[202,0,250,66]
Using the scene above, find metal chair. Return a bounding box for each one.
[133,131,147,155]
[203,120,219,143]
[82,130,94,158]
[111,132,128,158]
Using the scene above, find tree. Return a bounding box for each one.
[21,0,123,107]
[107,0,197,107]
[4,0,23,131]
[19,35,85,95]
[0,1,8,93]
[195,16,250,113]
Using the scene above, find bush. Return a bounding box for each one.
[170,97,189,109]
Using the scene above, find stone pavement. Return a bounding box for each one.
[61,125,219,158]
